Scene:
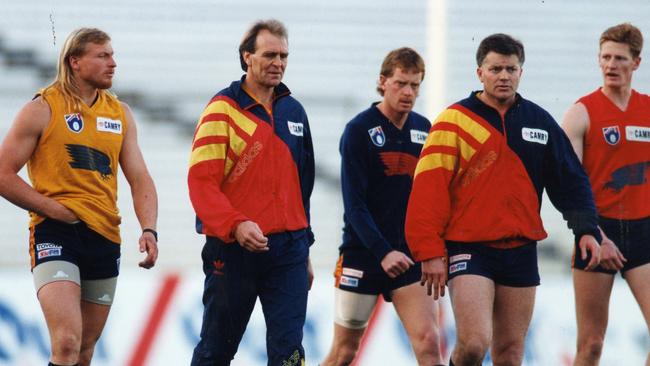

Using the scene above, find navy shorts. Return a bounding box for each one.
[573,216,650,277]
[334,247,421,302]
[446,241,540,287]
[30,219,121,280]
[192,229,309,366]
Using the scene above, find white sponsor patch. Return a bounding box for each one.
[52,270,69,279]
[96,117,123,134]
[339,275,359,287]
[449,262,467,274]
[98,294,112,302]
[35,243,61,251]
[342,267,364,278]
[287,121,304,136]
[522,128,548,145]
[625,126,650,142]
[410,130,428,144]
[37,248,62,259]
[449,254,472,263]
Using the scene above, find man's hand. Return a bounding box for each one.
[420,257,446,300]
[579,234,601,271]
[234,221,269,253]
[380,250,414,279]
[52,204,80,224]
[138,231,158,269]
[598,230,626,271]
[307,257,314,290]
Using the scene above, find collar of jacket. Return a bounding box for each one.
[468,89,523,112]
[227,75,292,111]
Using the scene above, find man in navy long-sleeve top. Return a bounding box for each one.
[321,47,444,366]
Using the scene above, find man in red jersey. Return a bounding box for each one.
[562,23,650,366]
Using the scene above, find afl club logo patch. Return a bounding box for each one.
[368,126,386,147]
[65,113,84,133]
[602,126,621,145]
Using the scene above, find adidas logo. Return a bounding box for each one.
[98,294,112,302]
[52,270,69,279]
[213,260,224,270]
[212,260,225,275]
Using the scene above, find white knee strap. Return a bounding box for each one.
[333,288,378,329]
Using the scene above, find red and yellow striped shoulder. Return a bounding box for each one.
[189,96,261,177]
[414,104,492,179]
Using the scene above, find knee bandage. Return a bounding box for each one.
[333,288,378,329]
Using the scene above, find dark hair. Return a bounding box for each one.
[600,23,643,58]
[238,19,288,71]
[476,33,525,66]
[376,47,425,96]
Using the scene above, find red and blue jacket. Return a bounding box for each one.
[339,103,431,261]
[188,76,315,244]
[406,92,600,261]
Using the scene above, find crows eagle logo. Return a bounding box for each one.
[65,144,113,179]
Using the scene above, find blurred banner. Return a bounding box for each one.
[0,269,647,365]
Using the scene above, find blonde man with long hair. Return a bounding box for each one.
[0,28,158,366]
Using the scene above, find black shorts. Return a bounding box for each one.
[30,219,121,280]
[334,247,421,302]
[573,216,650,277]
[446,241,540,287]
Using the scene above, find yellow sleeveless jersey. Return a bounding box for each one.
[27,87,128,244]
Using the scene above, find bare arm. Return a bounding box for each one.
[562,102,625,268]
[560,102,589,162]
[0,97,78,222]
[119,102,158,269]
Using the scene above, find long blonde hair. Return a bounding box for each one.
[43,28,111,112]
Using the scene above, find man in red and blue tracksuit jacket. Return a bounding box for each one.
[406,90,604,365]
[405,33,602,366]
[188,21,314,366]
[406,91,602,262]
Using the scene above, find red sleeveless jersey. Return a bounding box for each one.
[579,88,650,219]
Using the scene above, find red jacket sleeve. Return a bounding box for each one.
[188,100,248,242]
[405,109,462,261]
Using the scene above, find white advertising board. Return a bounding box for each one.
[0,270,646,365]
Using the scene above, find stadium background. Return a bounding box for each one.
[0,0,648,364]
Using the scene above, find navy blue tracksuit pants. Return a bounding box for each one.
[191,229,309,366]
